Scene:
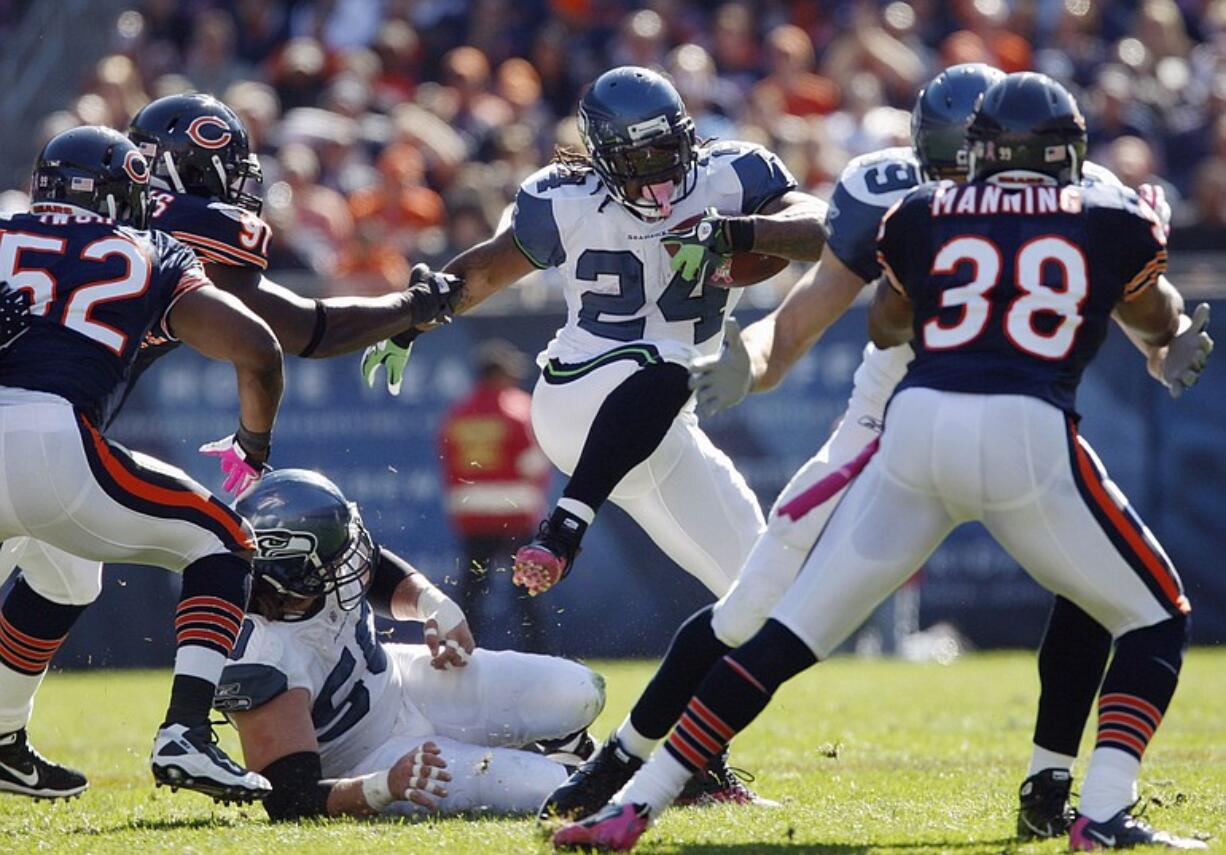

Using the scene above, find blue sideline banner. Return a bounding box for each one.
[27,300,1226,667]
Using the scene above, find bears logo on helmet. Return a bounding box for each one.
[186,115,233,150]
[122,149,149,185]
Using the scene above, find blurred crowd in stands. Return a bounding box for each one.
[5,0,1226,294]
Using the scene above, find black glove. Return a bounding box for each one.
[405,263,464,327]
[0,282,31,352]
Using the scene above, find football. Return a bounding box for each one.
[665,214,790,287]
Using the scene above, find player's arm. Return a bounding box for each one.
[748,190,829,261]
[443,224,539,316]
[368,548,474,669]
[868,276,914,348]
[867,197,916,349]
[229,690,449,820]
[170,283,283,438]
[205,264,459,359]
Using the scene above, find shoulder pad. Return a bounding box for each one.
[825,148,923,282]
[1081,160,1123,188]
[835,147,922,208]
[520,163,601,201]
[702,141,798,213]
[214,663,290,712]
[151,192,270,270]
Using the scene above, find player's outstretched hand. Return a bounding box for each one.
[1161,303,1213,399]
[388,742,451,810]
[199,430,268,496]
[361,330,418,396]
[405,263,464,327]
[689,317,752,418]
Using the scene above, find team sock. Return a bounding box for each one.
[0,578,85,733]
[560,362,692,512]
[162,554,250,728]
[1031,595,1112,771]
[616,605,730,760]
[617,620,815,814]
[1078,616,1187,822]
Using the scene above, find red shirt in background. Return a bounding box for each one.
[438,382,551,537]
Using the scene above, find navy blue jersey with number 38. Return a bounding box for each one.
[876,179,1167,415]
[0,211,208,425]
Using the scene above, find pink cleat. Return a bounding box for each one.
[552,802,652,851]
[512,543,570,596]
[1069,811,1207,850]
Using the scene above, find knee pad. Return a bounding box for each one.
[711,535,804,648]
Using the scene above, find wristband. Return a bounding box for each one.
[235,423,272,460]
[391,328,421,348]
[417,585,465,633]
[724,217,756,253]
[358,769,394,811]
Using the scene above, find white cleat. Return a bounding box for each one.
[150,723,270,804]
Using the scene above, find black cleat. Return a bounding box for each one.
[1017,768,1076,840]
[1070,810,1207,850]
[538,736,642,823]
[537,729,597,770]
[676,752,777,807]
[0,728,87,799]
[151,722,270,804]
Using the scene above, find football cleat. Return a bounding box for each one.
[1069,810,1207,850]
[552,801,652,851]
[538,736,642,823]
[1017,768,1076,840]
[676,752,777,807]
[151,722,270,803]
[512,543,570,596]
[0,729,87,799]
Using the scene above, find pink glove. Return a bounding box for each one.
[1137,183,1171,236]
[199,434,265,496]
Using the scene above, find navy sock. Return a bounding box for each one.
[630,606,730,740]
[0,578,85,677]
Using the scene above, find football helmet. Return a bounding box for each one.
[967,72,1087,185]
[578,66,698,219]
[235,469,375,620]
[31,126,150,228]
[911,63,1006,180]
[128,93,263,212]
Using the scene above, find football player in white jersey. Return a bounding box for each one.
[215,469,606,819]
[368,66,826,603]
[539,64,1212,837]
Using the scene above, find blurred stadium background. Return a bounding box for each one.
[0,0,1223,666]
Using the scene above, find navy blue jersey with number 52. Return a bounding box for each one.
[0,210,208,425]
[876,179,1167,415]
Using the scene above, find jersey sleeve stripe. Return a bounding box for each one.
[158,271,210,341]
[170,231,268,269]
[1121,251,1168,302]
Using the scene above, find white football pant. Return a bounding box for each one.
[350,645,605,815]
[771,388,1188,659]
[531,359,764,597]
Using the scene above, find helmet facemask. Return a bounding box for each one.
[581,105,698,220]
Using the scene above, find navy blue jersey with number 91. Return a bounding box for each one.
[0,210,208,425]
[876,179,1167,415]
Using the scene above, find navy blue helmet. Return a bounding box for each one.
[967,72,1087,185]
[578,66,698,218]
[128,93,263,213]
[911,63,1006,180]
[31,126,150,228]
[236,469,375,620]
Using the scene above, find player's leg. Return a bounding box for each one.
[516,352,695,592]
[981,411,1201,848]
[390,645,605,747]
[0,539,97,797]
[1017,595,1112,839]
[1,403,268,801]
[355,734,570,816]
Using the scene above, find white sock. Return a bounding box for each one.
[614,718,657,761]
[0,666,42,733]
[556,498,595,525]
[1028,744,1077,777]
[1078,746,1140,822]
[173,645,226,685]
[615,748,692,815]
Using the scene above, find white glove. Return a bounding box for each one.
[689,317,752,419]
[1157,303,1213,399]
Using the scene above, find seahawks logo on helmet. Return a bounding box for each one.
[255,529,320,563]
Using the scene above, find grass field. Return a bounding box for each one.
[2,650,1223,854]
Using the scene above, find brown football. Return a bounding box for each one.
[664,214,790,288]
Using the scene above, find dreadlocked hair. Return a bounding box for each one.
[550,145,594,171]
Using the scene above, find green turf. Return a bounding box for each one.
[2,650,1222,853]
